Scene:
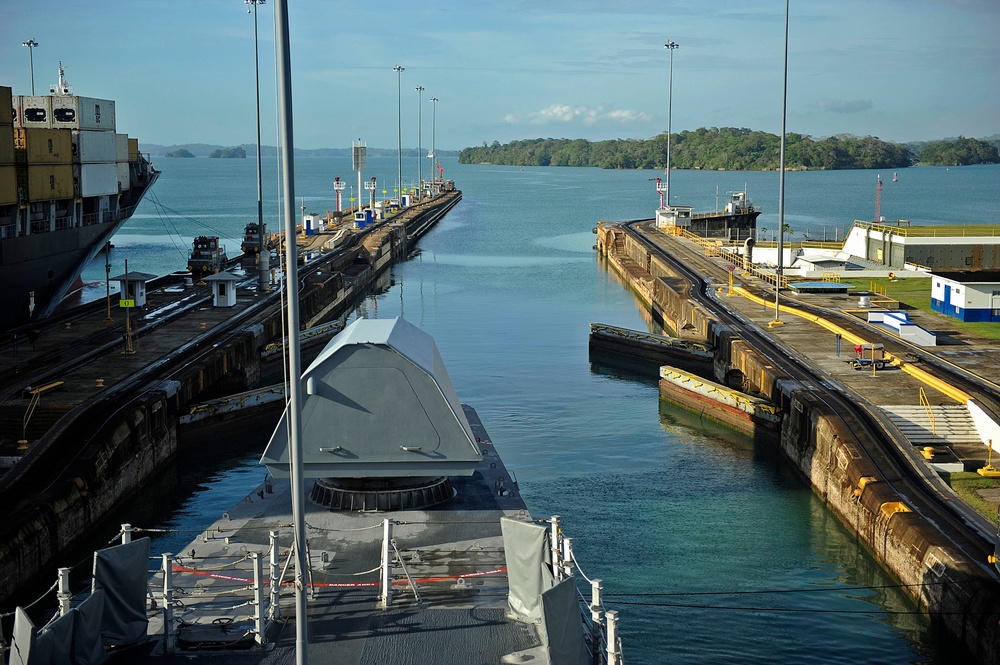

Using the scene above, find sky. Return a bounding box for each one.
[2,1,998,151]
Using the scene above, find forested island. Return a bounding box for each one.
[165,148,195,158]
[209,146,247,159]
[459,128,999,170]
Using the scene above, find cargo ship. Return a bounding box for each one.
[0,64,159,332]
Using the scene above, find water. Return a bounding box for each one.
[93,158,998,663]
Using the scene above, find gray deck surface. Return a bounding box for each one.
[139,406,541,664]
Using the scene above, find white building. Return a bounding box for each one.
[930,271,1000,322]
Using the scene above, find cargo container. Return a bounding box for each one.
[117,161,130,191]
[50,95,116,131]
[127,137,139,162]
[0,165,16,205]
[115,134,128,162]
[0,126,14,165]
[17,96,52,129]
[28,164,74,200]
[14,128,73,164]
[76,162,118,196]
[0,87,12,125]
[71,130,116,163]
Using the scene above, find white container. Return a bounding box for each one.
[77,162,118,196]
[50,96,116,131]
[117,162,130,191]
[16,96,52,129]
[72,130,116,163]
[115,134,128,162]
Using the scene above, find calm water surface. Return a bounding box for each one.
[88,158,998,663]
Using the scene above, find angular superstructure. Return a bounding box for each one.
[261,317,483,481]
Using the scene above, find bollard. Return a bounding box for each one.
[57,567,72,616]
[269,530,281,620]
[95,378,104,388]
[606,609,620,665]
[550,516,562,581]
[162,553,176,654]
[590,579,604,665]
[380,519,394,608]
[252,552,266,646]
[562,536,574,579]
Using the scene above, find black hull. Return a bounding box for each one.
[0,169,159,333]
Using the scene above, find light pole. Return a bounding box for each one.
[22,39,39,95]
[772,0,789,327]
[429,97,437,187]
[415,85,424,199]
[393,65,404,202]
[245,0,268,289]
[663,40,678,207]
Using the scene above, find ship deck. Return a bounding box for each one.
[139,406,544,664]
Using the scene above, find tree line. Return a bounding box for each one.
[459,128,998,170]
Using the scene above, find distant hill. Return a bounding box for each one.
[459,129,1000,171]
[143,143,459,158]
[165,148,195,158]
[209,146,247,159]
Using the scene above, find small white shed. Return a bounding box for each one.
[203,271,239,308]
[110,271,157,308]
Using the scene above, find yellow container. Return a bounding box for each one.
[15,127,74,164]
[128,137,139,161]
[0,125,14,165]
[27,164,74,200]
[0,164,16,205]
[0,87,12,125]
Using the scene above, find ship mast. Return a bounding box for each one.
[274,0,309,662]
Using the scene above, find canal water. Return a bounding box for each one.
[84,157,999,663]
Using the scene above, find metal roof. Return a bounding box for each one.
[260,317,483,478]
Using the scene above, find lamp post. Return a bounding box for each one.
[663,40,678,208]
[393,65,404,202]
[22,39,39,95]
[429,97,437,187]
[772,0,789,326]
[245,0,268,290]
[415,85,424,200]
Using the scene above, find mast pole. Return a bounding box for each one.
[664,41,678,208]
[773,0,789,326]
[248,0,269,291]
[273,0,309,661]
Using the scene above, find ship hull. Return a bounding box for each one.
[688,209,761,242]
[0,168,159,332]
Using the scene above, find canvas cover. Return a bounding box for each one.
[92,538,150,646]
[501,517,553,622]
[8,607,35,665]
[540,577,588,665]
[71,590,108,664]
[32,609,74,664]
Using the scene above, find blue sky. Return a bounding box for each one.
[3,1,997,150]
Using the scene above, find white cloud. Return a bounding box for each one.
[506,104,651,125]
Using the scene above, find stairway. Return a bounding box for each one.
[879,404,982,447]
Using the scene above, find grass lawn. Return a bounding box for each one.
[841,277,1000,341]
[941,471,1000,522]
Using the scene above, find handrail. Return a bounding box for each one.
[919,387,937,436]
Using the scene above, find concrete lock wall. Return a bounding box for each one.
[597,222,1000,664]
